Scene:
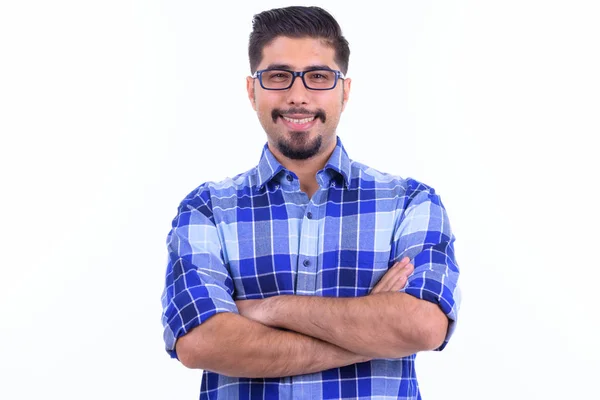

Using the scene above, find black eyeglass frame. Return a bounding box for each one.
[252,67,346,91]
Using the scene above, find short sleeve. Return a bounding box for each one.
[391,179,461,351]
[161,187,238,359]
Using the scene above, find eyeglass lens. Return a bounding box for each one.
[261,70,337,89]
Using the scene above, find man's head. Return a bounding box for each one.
[246,6,351,161]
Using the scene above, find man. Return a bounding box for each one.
[161,6,460,399]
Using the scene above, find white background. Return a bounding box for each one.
[1,1,599,399]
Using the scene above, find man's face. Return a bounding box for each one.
[246,36,351,161]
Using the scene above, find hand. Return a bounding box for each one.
[235,298,274,326]
[370,257,414,295]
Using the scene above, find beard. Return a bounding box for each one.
[276,131,322,160]
[270,107,326,160]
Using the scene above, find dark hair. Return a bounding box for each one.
[248,6,350,75]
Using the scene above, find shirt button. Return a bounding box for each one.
[307,212,313,219]
[303,259,310,267]
[286,174,293,182]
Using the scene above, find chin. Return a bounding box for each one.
[276,134,322,160]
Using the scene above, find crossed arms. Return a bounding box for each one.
[165,184,459,378]
[175,258,448,378]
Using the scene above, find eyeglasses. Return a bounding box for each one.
[252,68,345,91]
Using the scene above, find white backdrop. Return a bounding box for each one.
[1,1,599,399]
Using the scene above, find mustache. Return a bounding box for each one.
[271,108,326,124]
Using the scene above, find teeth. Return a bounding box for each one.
[283,116,315,124]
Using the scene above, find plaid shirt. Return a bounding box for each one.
[161,137,460,399]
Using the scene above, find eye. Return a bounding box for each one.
[307,71,332,81]
[265,71,292,82]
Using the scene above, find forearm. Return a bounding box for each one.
[175,312,370,378]
[264,292,447,359]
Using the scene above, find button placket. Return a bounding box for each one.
[295,193,322,294]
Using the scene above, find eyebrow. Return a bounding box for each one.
[265,63,333,71]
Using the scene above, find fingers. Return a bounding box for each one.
[371,257,414,294]
[378,263,413,292]
[373,260,407,292]
[388,263,413,292]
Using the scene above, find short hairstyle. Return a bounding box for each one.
[248,6,350,75]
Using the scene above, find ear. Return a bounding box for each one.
[246,76,257,111]
[341,77,351,112]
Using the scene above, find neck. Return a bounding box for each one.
[268,137,337,196]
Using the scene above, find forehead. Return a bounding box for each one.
[259,36,338,70]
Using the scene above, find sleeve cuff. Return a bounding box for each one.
[163,288,238,359]
[402,279,460,351]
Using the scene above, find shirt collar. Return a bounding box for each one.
[255,136,352,188]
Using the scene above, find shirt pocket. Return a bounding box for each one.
[229,254,297,300]
[321,252,391,297]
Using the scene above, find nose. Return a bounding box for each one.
[285,75,309,105]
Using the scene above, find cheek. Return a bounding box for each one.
[254,93,276,114]
[324,99,343,117]
[255,103,277,126]
[321,91,344,114]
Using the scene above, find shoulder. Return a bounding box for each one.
[350,160,436,200]
[175,166,258,217]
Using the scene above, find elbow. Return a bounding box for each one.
[175,313,236,371]
[393,304,448,355]
[177,351,200,370]
[175,329,208,369]
[420,310,449,351]
[420,328,446,351]
[176,339,200,369]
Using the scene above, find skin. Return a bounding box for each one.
[176,36,448,375]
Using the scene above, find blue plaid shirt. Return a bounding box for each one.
[162,137,460,399]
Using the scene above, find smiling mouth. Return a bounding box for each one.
[282,116,316,124]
